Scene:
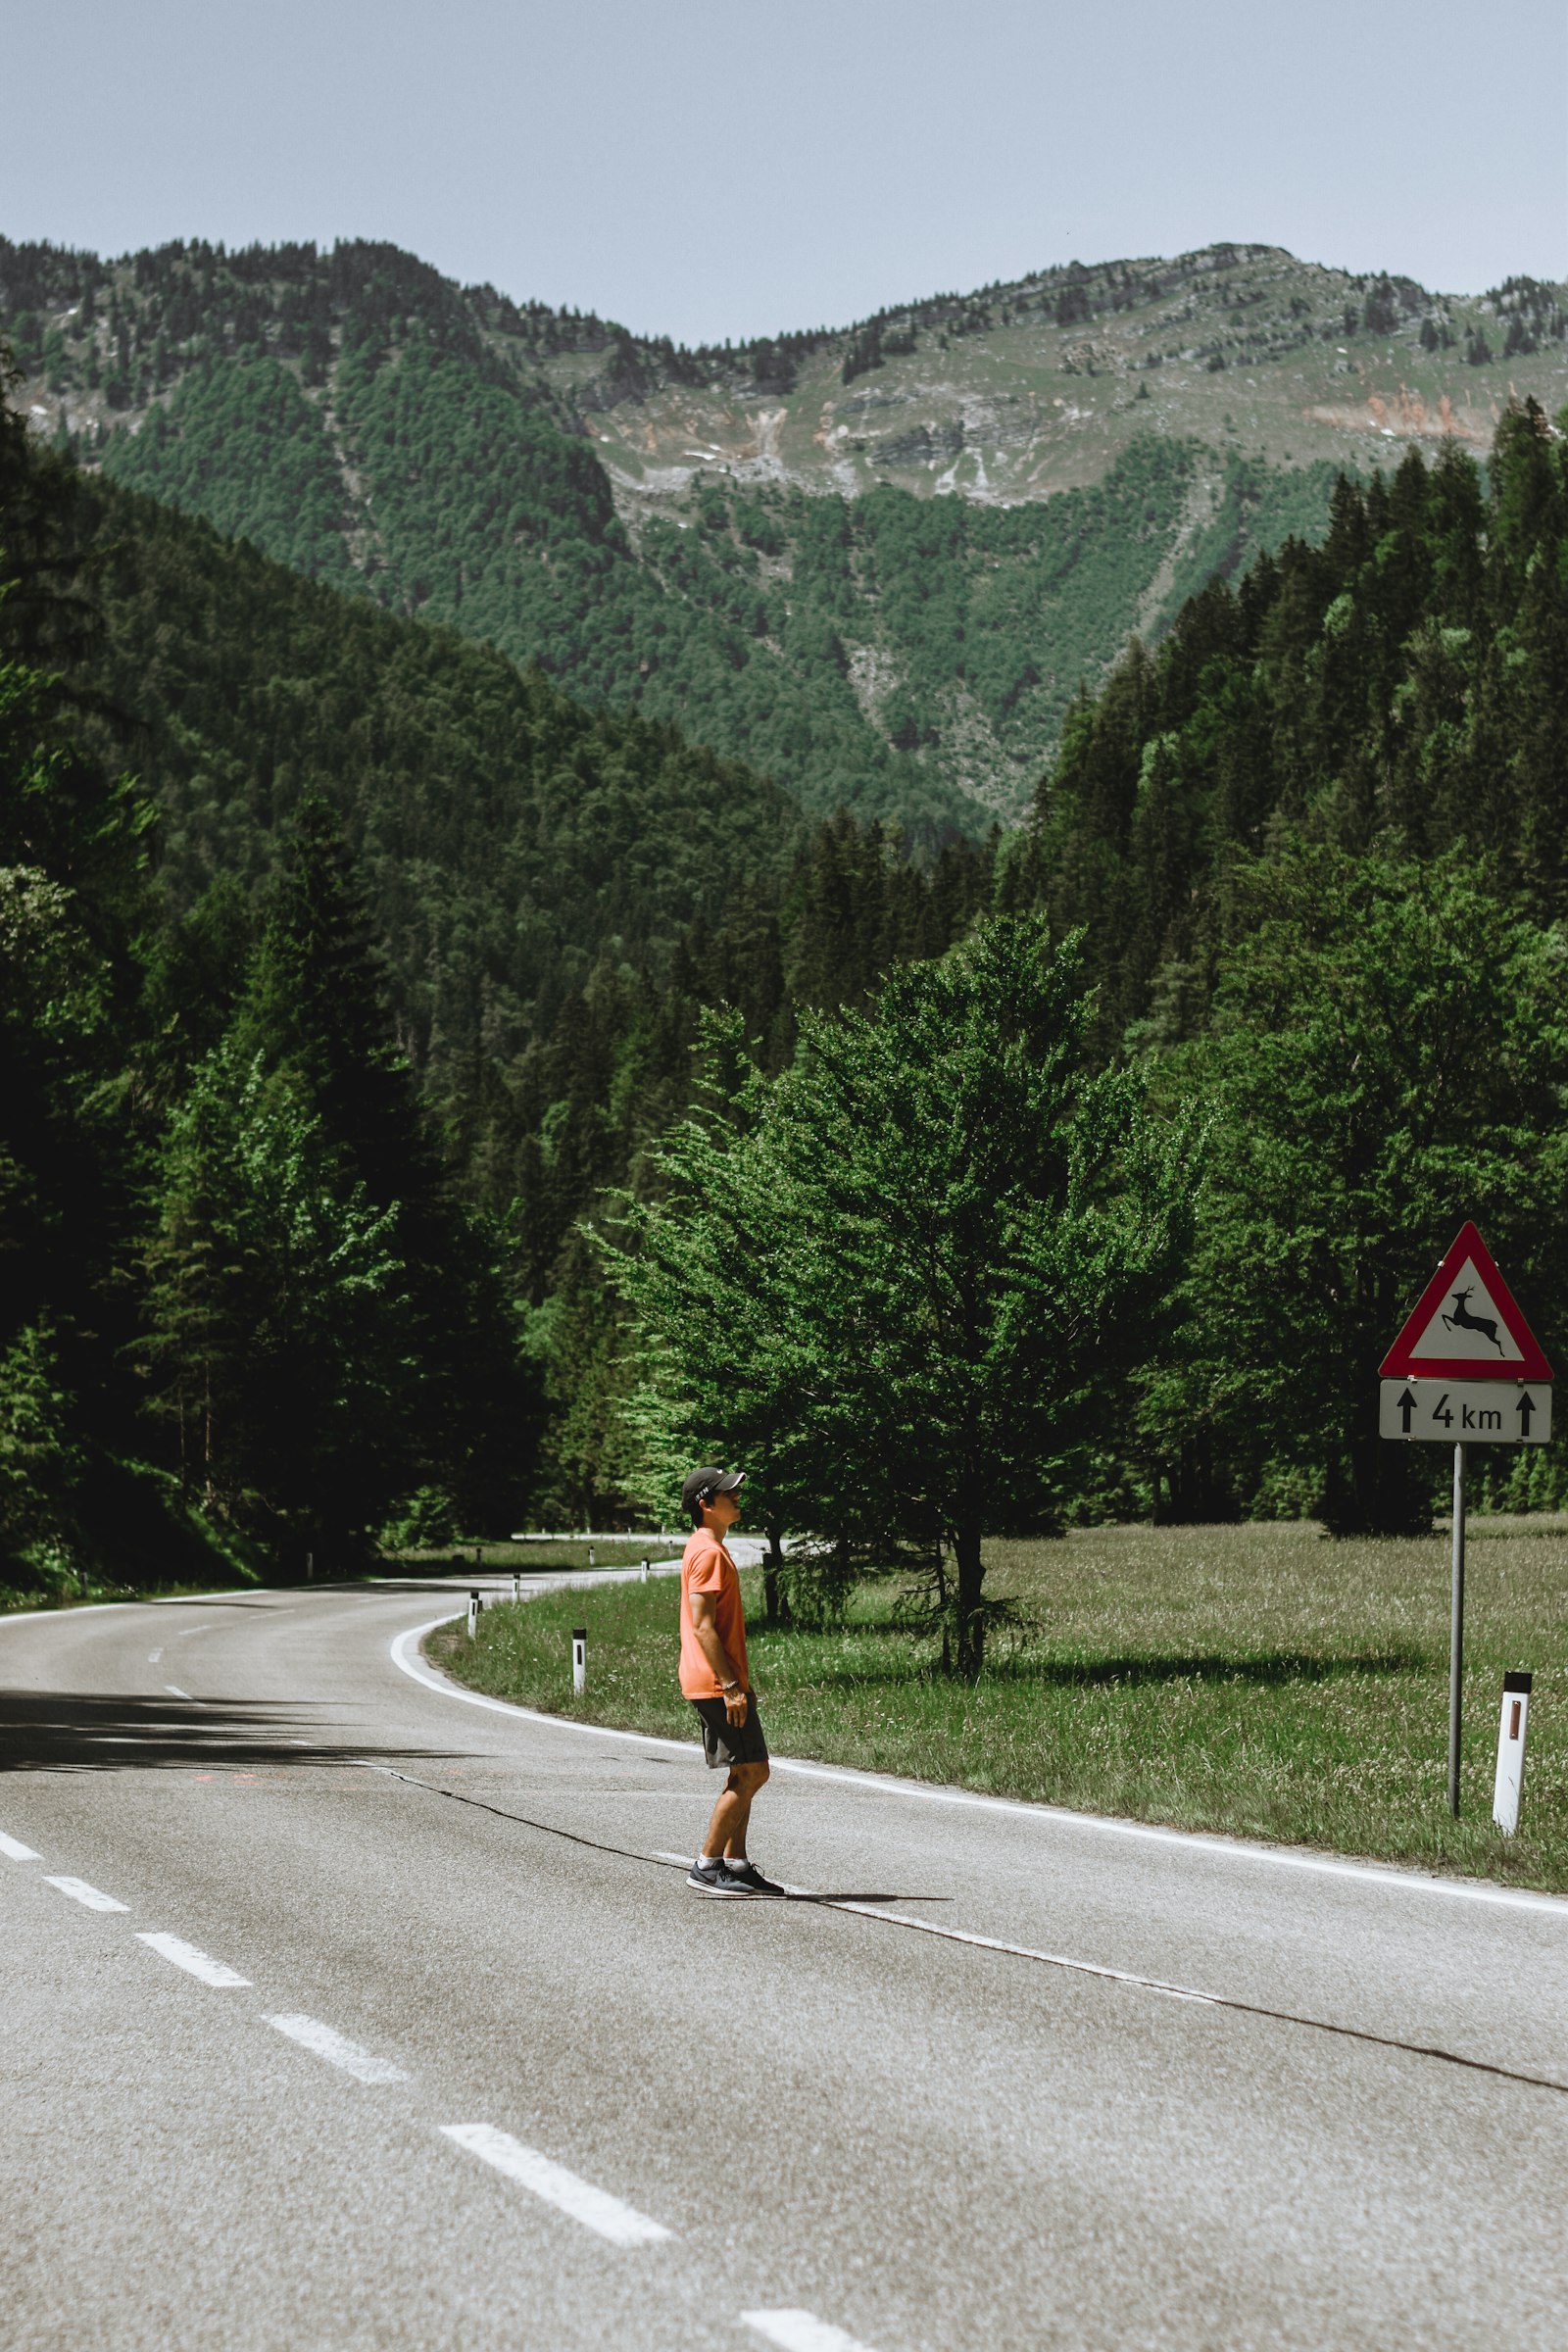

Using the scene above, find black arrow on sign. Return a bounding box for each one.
[1396,1388,1417,1434]
[1517,1393,1536,1436]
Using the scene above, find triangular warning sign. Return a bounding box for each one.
[1380,1223,1552,1381]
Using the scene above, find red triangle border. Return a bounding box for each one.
[1380,1222,1553,1382]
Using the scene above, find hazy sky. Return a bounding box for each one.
[6,0,1564,344]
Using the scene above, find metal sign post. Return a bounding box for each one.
[1380,1223,1552,1818]
[1448,1444,1465,1817]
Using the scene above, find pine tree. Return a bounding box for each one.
[228,797,536,1534]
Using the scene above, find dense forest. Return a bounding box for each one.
[0,373,992,1597]
[1005,401,1568,1530]
[4,351,1568,1615]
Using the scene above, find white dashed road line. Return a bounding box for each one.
[742,2312,884,2352]
[265,2013,410,2082]
[147,1647,164,1663]
[136,1932,252,1987]
[438,2124,674,2246]
[0,1830,40,1861]
[164,1684,193,1700]
[45,1876,130,1913]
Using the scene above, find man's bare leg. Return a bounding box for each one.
[700,1760,769,1862]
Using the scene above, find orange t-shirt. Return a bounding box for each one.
[678,1528,749,1700]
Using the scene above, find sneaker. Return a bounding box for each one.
[686,1858,752,1894]
[720,1859,788,1896]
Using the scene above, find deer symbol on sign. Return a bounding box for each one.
[1442,1285,1505,1353]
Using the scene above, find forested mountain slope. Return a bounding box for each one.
[2,401,997,1579]
[8,235,1559,832]
[993,402,1568,1532]
[1008,405,1568,1046]
[7,371,1568,1571]
[71,471,801,1086]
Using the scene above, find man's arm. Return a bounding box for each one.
[689,1592,748,1726]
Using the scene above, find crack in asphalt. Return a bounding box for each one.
[355,1760,1568,2101]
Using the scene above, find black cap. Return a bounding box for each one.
[681,1465,746,1517]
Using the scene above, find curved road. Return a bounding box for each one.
[4,1578,1567,2351]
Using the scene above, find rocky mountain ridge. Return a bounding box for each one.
[3,234,1563,833]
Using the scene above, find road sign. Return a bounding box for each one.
[1379,1379,1552,1445]
[1379,1224,1553,1821]
[1379,1221,1552,1382]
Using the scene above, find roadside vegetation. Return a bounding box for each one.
[440,1520,1568,1892]
[6,340,1568,1681]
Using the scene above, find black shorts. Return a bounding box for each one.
[691,1693,769,1770]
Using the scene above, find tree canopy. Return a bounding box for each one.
[607,920,1195,1670]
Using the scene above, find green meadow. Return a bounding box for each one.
[439,1518,1568,1894]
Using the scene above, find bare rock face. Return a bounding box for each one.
[1059,338,1125,377]
[871,419,965,467]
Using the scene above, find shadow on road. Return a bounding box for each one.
[0,1690,463,1775]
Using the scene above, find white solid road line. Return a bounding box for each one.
[742,2311,884,2352]
[647,1851,1222,2003]
[136,1932,252,1987]
[438,2124,674,2247]
[391,1615,1568,1921]
[265,2013,411,2083]
[0,1830,41,1861]
[45,1876,130,1913]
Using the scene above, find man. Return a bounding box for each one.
[678,1465,785,1895]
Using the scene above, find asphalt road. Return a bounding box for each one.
[3,1576,1566,2352]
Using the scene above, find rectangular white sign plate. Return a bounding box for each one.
[1379,1378,1551,1445]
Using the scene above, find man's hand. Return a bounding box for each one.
[722,1684,749,1729]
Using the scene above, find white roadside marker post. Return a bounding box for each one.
[467,1589,482,1639]
[640,1555,649,1584]
[512,1570,522,1601]
[1493,1671,1533,1836]
[588,1544,596,1568]
[572,1627,587,1693]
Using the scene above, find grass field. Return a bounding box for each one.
[437,1519,1568,1894]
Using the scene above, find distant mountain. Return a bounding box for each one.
[4,235,1563,836]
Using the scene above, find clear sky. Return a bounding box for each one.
[6,0,1564,345]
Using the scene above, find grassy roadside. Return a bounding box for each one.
[434,1519,1568,1894]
